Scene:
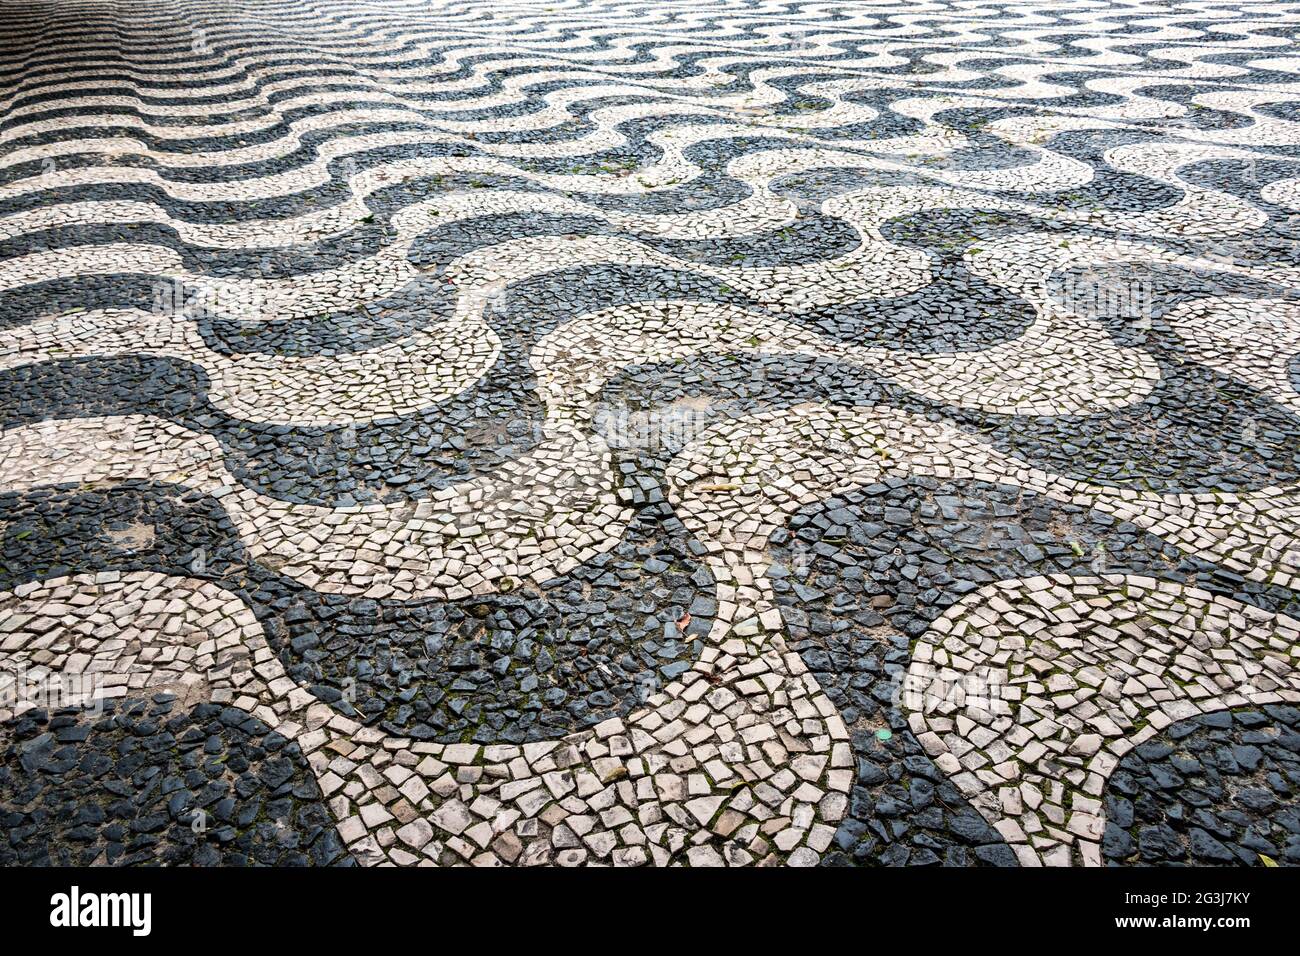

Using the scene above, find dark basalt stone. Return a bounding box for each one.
[0,698,353,867]
[1102,708,1300,867]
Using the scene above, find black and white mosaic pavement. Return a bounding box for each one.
[1,0,1299,867]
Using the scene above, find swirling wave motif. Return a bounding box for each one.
[2,0,1300,868]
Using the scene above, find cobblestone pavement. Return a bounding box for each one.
[1,0,1299,868]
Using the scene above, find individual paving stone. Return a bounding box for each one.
[1101,706,1300,867]
[0,697,352,866]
